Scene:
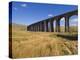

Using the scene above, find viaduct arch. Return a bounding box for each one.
[27,9,78,32]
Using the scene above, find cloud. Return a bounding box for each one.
[48,14,53,17]
[21,4,27,7]
[71,18,78,22]
[14,7,17,10]
[60,18,65,21]
[70,18,78,26]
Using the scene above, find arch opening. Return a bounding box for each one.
[69,15,78,32]
[53,20,56,32]
[48,22,50,32]
[60,17,65,32]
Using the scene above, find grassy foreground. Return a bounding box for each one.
[10,23,78,58]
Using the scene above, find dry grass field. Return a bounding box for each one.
[10,23,78,58]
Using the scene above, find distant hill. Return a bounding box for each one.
[10,23,78,32]
[12,23,27,31]
[60,26,78,32]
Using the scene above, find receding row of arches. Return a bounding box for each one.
[44,15,78,32]
[27,10,78,32]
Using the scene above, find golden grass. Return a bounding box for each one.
[10,24,78,58]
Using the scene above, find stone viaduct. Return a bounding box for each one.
[27,9,78,32]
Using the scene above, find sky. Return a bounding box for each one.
[10,1,78,26]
